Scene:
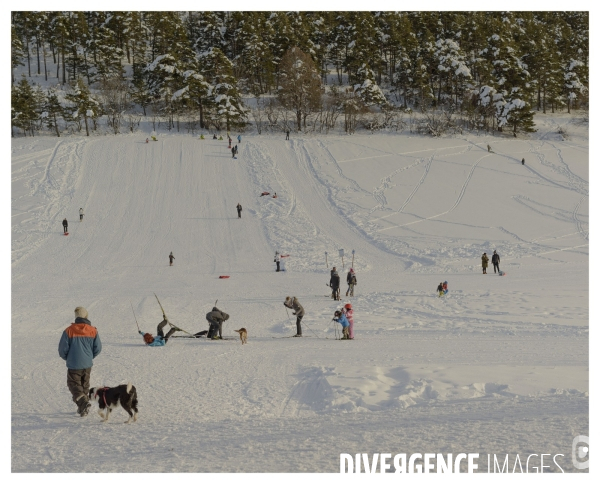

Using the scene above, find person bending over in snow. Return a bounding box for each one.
[284,296,304,337]
[333,310,350,339]
[62,218,68,233]
[437,282,444,297]
[342,303,355,339]
[481,253,489,274]
[442,281,448,295]
[169,252,175,266]
[206,307,229,340]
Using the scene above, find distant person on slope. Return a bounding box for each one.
[492,250,500,274]
[274,251,281,272]
[442,281,448,295]
[213,134,217,140]
[237,203,242,218]
[330,269,341,300]
[58,307,102,417]
[79,208,84,221]
[169,252,175,266]
[522,158,525,165]
[237,134,242,143]
[342,303,355,339]
[346,268,357,297]
[481,253,489,274]
[206,307,229,340]
[285,129,290,140]
[62,218,68,233]
[284,296,304,337]
[231,146,236,158]
[437,282,444,297]
[333,310,350,339]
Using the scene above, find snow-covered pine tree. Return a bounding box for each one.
[12,76,40,136]
[65,78,99,136]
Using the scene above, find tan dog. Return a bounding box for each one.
[234,328,247,345]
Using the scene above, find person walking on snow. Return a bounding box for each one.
[342,303,355,339]
[237,203,242,218]
[285,129,290,140]
[333,310,350,339]
[169,252,175,266]
[79,208,84,221]
[330,268,341,300]
[492,250,500,273]
[346,268,357,297]
[234,145,239,155]
[284,296,304,337]
[437,282,444,297]
[522,158,525,165]
[237,134,241,143]
[442,281,448,295]
[487,144,492,152]
[481,253,489,274]
[206,306,229,340]
[274,251,281,272]
[62,218,68,233]
[58,307,102,417]
[231,146,236,158]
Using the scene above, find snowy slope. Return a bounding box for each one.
[12,114,588,472]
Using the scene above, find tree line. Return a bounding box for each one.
[11,11,588,137]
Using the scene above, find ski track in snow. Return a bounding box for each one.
[12,116,588,472]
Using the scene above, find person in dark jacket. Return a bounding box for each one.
[491,250,500,273]
[481,253,489,274]
[346,268,357,297]
[231,146,236,158]
[237,203,242,218]
[437,282,444,297]
[285,129,290,140]
[58,307,102,416]
[330,269,341,300]
[62,218,68,233]
[522,158,525,165]
[284,296,304,337]
[206,307,229,340]
[169,252,175,266]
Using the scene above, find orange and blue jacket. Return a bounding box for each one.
[58,318,102,369]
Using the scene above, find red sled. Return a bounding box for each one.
[280,254,290,258]
[219,275,230,279]
[64,232,69,236]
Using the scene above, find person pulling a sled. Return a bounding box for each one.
[169,252,175,266]
[333,310,350,339]
[206,307,229,340]
[62,218,68,234]
[330,268,341,301]
[481,253,489,274]
[346,268,357,297]
[492,250,500,274]
[274,251,281,272]
[284,296,304,337]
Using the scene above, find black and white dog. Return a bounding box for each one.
[89,383,139,423]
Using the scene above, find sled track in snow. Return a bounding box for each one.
[573,195,589,241]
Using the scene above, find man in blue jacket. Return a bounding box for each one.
[58,307,102,416]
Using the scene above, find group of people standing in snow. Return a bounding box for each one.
[481,250,501,274]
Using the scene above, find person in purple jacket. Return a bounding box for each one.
[58,307,102,417]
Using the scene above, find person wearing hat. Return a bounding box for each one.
[330,268,341,300]
[206,306,229,340]
[481,253,489,274]
[58,307,102,417]
[62,218,68,234]
[437,282,444,297]
[342,303,355,339]
[169,252,175,266]
[284,296,304,337]
[346,268,357,297]
[333,310,350,339]
[491,250,500,274]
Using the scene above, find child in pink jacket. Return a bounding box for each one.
[342,303,354,339]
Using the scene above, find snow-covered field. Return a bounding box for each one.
[11,114,588,473]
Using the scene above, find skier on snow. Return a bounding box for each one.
[79,208,84,221]
[346,268,357,297]
[237,203,242,218]
[481,253,489,274]
[206,306,229,340]
[58,307,102,417]
[169,252,175,266]
[274,251,281,272]
[330,268,341,301]
[139,319,178,346]
[333,310,350,339]
[342,303,355,339]
[62,218,68,234]
[492,250,500,274]
[284,296,304,337]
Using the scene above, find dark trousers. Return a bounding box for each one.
[296,315,303,336]
[63,225,68,233]
[493,263,500,273]
[286,133,289,140]
[276,261,280,272]
[157,320,177,340]
[237,210,241,218]
[207,321,221,339]
[79,214,83,221]
[67,368,91,404]
[332,287,339,300]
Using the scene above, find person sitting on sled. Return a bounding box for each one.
[333,310,350,339]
